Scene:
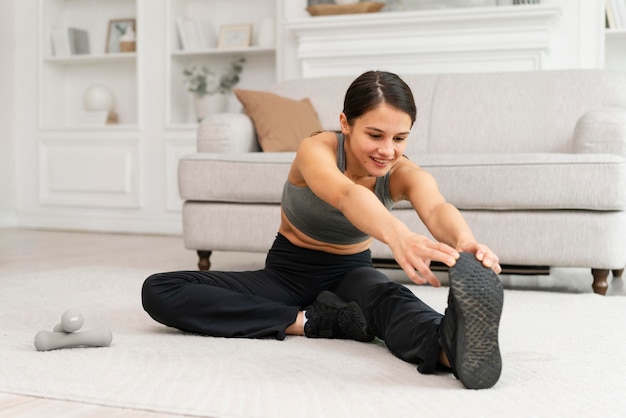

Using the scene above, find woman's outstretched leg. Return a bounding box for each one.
[336,256,504,390]
[334,267,443,373]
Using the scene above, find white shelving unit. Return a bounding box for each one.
[36,0,143,217]
[166,0,280,127]
[39,0,139,129]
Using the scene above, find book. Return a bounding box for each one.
[184,19,201,50]
[176,16,215,51]
[68,28,90,55]
[51,28,70,56]
[51,27,90,56]
[613,0,626,29]
[195,20,216,49]
[607,0,617,29]
[176,16,191,50]
[176,17,200,51]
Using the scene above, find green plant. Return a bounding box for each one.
[183,58,245,97]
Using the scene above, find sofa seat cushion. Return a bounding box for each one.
[179,152,295,203]
[406,153,626,211]
[179,152,626,211]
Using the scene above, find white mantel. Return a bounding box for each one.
[284,5,566,78]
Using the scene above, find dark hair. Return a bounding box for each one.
[343,71,417,126]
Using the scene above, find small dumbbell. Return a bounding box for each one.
[34,309,112,351]
[34,327,113,351]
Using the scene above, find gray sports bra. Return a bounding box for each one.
[281,133,394,245]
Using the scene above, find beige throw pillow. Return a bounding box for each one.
[234,88,323,152]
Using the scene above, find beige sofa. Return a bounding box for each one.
[178,70,626,294]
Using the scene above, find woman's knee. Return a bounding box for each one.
[334,267,391,303]
[141,273,162,313]
[141,272,180,317]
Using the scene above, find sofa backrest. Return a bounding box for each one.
[269,70,626,156]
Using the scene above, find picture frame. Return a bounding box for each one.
[218,24,252,49]
[106,18,136,53]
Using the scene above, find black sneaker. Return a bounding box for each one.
[439,252,504,389]
[304,291,374,342]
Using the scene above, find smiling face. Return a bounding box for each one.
[340,102,412,179]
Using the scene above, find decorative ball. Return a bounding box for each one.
[83,85,116,112]
[61,309,84,333]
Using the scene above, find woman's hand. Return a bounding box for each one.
[456,241,502,274]
[390,231,460,287]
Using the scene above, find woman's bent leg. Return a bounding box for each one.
[142,269,300,340]
[334,267,443,373]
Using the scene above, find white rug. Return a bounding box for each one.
[1,266,625,418]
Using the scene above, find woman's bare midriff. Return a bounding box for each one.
[278,209,372,255]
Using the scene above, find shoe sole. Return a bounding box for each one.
[448,253,504,389]
[317,291,374,342]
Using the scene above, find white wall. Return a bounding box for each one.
[0,0,16,226]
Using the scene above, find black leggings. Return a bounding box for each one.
[142,234,443,372]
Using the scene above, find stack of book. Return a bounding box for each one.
[51,28,90,57]
[607,0,626,29]
[176,17,216,51]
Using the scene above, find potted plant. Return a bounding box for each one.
[183,57,245,122]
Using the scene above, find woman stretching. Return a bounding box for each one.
[142,71,504,390]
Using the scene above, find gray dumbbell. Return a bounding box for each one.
[34,309,112,351]
[34,327,113,351]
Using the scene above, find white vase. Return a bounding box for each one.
[256,18,275,48]
[194,94,227,122]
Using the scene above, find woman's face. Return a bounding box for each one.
[340,102,411,178]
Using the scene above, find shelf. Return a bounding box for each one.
[45,52,137,65]
[41,124,140,133]
[172,46,275,57]
[166,0,279,126]
[166,122,199,131]
[287,4,560,31]
[39,0,139,129]
[606,29,626,38]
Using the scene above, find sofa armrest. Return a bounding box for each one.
[574,108,626,156]
[196,113,261,153]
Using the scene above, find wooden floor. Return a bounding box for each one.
[0,227,622,417]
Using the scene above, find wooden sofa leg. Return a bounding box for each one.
[197,250,212,271]
[591,269,609,295]
[612,269,624,278]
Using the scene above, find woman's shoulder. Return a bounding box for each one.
[304,130,338,145]
[289,131,339,186]
[390,155,421,175]
[297,131,339,153]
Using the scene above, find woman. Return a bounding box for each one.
[142,71,504,390]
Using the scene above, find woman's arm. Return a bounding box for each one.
[292,134,459,286]
[392,159,501,273]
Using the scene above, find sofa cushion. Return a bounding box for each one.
[420,70,626,154]
[234,89,323,152]
[179,152,626,211]
[574,108,626,155]
[406,153,626,211]
[179,153,295,203]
